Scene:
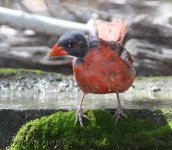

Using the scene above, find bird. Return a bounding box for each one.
[49,20,135,127]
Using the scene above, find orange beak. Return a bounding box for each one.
[49,44,68,57]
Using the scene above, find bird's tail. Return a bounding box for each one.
[96,20,127,43]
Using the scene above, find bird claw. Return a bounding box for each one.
[113,105,127,125]
[75,109,87,127]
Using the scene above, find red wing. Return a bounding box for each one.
[96,20,127,43]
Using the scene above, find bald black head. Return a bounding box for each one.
[58,31,88,57]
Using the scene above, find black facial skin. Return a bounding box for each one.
[58,31,89,58]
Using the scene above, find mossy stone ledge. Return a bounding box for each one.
[9,110,172,150]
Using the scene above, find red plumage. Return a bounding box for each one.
[73,39,134,94]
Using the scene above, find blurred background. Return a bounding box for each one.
[1,1,172,148]
[0,0,172,76]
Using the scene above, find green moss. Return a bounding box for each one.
[23,69,44,75]
[9,110,172,150]
[0,68,17,76]
[136,76,172,81]
[0,68,45,77]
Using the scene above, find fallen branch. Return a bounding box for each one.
[0,7,95,35]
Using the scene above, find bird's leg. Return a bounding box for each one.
[113,93,127,124]
[75,93,87,127]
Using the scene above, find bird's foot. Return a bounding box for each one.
[75,108,87,127]
[113,105,127,125]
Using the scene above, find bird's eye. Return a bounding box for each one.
[67,44,72,48]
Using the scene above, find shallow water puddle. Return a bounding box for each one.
[0,87,172,110]
[0,75,172,110]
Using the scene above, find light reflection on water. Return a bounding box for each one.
[0,87,172,110]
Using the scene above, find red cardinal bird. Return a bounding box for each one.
[49,20,135,127]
